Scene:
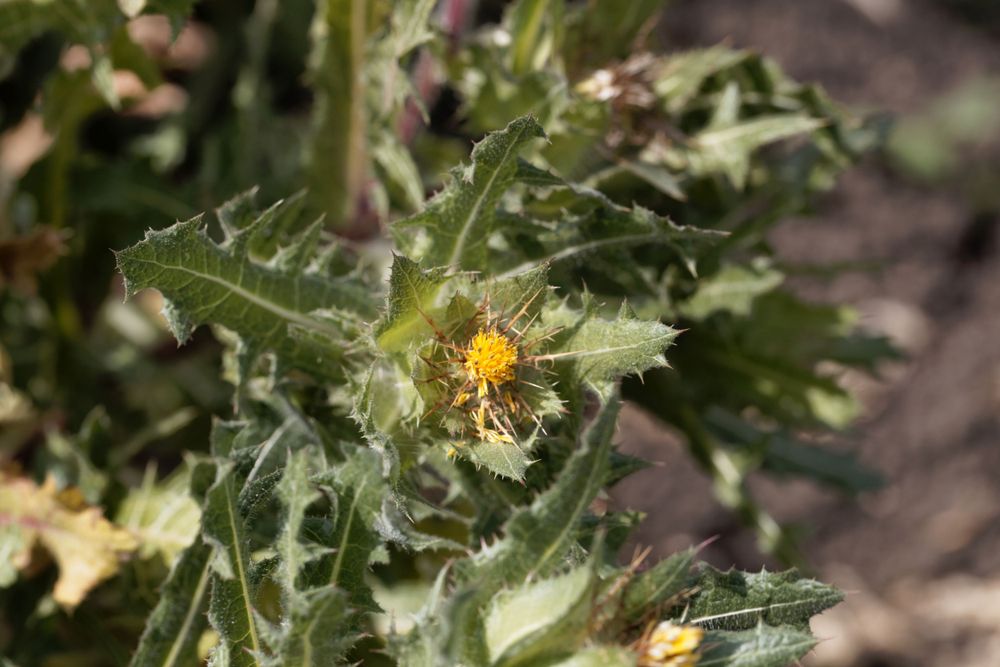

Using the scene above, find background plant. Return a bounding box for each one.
[0,1,895,665]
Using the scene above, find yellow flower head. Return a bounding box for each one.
[464,327,518,397]
[415,287,558,454]
[638,621,704,667]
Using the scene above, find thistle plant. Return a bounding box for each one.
[0,1,895,665]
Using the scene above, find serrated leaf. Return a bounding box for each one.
[351,364,402,479]
[489,264,551,321]
[372,132,426,213]
[687,567,842,631]
[400,401,619,665]
[463,439,533,482]
[543,300,678,393]
[393,115,546,269]
[375,254,450,352]
[129,542,212,667]
[698,625,817,667]
[485,565,594,667]
[276,449,324,599]
[203,461,262,666]
[313,447,386,615]
[269,587,356,667]
[116,212,373,381]
[498,187,722,280]
[0,472,138,609]
[458,399,619,589]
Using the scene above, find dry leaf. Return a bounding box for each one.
[0,472,138,608]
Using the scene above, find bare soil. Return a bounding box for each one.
[613,2,1000,665]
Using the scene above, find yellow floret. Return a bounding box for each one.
[473,403,514,444]
[464,327,518,397]
[638,622,704,667]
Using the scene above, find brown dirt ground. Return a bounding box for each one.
[611,1,1000,665]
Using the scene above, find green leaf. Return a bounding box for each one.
[393,115,546,269]
[375,254,449,353]
[658,115,825,188]
[384,0,437,57]
[129,542,212,667]
[313,447,387,615]
[270,587,356,667]
[506,0,561,76]
[543,300,678,394]
[562,0,662,68]
[489,264,552,321]
[276,450,325,599]
[705,408,882,494]
[485,565,594,667]
[115,209,374,381]
[621,548,695,621]
[653,47,749,113]
[687,567,842,631]
[463,439,533,483]
[305,0,369,225]
[540,647,637,667]
[351,364,402,479]
[116,464,201,565]
[372,132,426,213]
[699,625,817,667]
[458,398,620,590]
[679,263,785,321]
[204,460,262,666]
[499,187,723,280]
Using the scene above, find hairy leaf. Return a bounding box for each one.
[544,300,678,394]
[269,587,356,667]
[698,625,817,667]
[485,565,594,666]
[375,254,449,352]
[687,567,842,631]
[276,449,324,599]
[463,439,533,483]
[314,447,386,614]
[458,399,620,589]
[129,542,212,667]
[655,114,825,188]
[204,462,262,666]
[393,115,546,269]
[499,186,723,280]
[116,212,373,381]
